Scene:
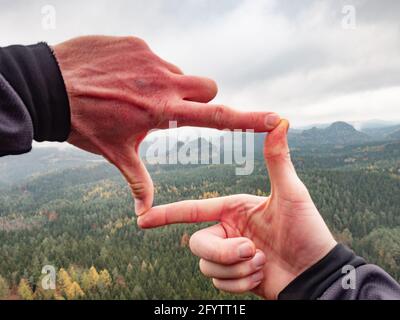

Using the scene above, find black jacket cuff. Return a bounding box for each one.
[278,244,366,300]
[0,42,70,142]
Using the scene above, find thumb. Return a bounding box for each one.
[115,150,154,216]
[190,224,257,265]
[263,119,301,194]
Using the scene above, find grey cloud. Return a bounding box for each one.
[1,0,400,126]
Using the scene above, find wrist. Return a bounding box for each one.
[277,243,366,300]
[267,239,337,300]
[0,42,70,142]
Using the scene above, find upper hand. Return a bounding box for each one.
[138,119,337,299]
[53,35,281,215]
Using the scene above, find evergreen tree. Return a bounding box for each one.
[0,275,9,299]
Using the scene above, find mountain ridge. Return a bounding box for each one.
[289,121,371,146]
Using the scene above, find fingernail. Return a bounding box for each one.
[286,121,290,133]
[252,271,264,282]
[253,252,266,269]
[135,199,145,216]
[265,113,280,129]
[238,243,254,259]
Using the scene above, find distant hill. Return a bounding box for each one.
[289,121,371,146]
[352,119,399,130]
[0,147,104,185]
[297,119,399,131]
[140,120,400,158]
[388,129,400,140]
[361,124,400,140]
[2,120,399,185]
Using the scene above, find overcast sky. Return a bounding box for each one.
[1,0,400,129]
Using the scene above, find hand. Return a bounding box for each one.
[53,35,281,215]
[138,119,337,299]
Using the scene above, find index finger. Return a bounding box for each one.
[137,196,230,228]
[162,101,281,132]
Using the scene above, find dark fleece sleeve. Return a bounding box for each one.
[278,244,400,300]
[0,42,70,157]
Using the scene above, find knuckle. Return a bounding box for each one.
[152,99,172,127]
[235,265,248,278]
[160,99,181,124]
[218,248,233,264]
[167,62,183,75]
[212,105,227,129]
[129,181,146,198]
[189,204,199,223]
[162,99,175,116]
[124,36,149,49]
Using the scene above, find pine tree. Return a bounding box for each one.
[180,233,190,247]
[68,265,79,282]
[80,272,91,291]
[0,275,9,299]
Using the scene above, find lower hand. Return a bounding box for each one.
[138,119,337,299]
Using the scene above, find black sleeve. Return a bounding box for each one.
[278,244,400,300]
[0,42,70,156]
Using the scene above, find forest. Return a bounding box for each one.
[0,135,399,299]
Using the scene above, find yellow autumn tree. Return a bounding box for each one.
[87,266,100,289]
[58,268,72,293]
[126,263,133,273]
[18,279,34,300]
[200,191,219,199]
[141,260,148,272]
[98,269,112,288]
[54,292,65,300]
[256,189,265,196]
[57,268,85,299]
[65,281,85,300]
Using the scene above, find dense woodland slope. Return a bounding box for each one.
[0,122,399,299]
